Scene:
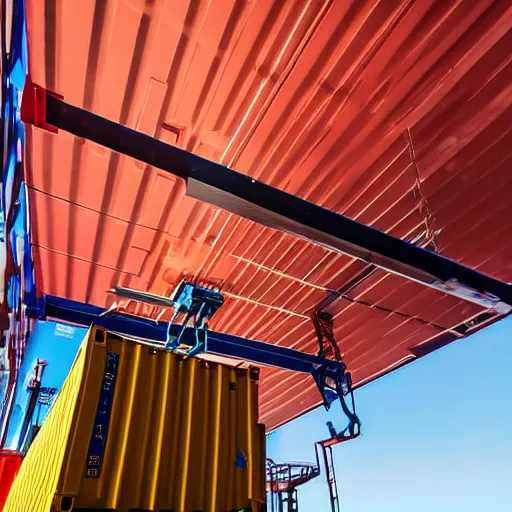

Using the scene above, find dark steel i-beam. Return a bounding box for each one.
[25,86,512,312]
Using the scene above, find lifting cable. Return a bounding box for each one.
[311,308,360,512]
[311,306,359,437]
[311,309,342,362]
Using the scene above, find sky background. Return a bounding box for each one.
[267,317,512,512]
[4,321,86,450]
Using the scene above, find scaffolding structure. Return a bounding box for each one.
[266,457,320,512]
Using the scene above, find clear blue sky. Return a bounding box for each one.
[5,321,86,450]
[267,317,512,512]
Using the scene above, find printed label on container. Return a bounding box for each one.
[38,387,58,406]
[85,352,119,478]
[55,323,75,339]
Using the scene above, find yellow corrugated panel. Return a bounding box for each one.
[5,327,266,512]
[3,327,92,512]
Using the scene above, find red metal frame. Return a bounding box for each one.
[19,78,62,134]
[0,449,23,508]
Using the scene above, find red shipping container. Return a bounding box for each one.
[0,450,23,509]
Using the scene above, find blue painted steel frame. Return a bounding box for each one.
[38,295,343,380]
[0,0,37,445]
[38,294,361,436]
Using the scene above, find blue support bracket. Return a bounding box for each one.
[34,294,360,436]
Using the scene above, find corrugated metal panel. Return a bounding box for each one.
[22,0,512,430]
[5,327,265,512]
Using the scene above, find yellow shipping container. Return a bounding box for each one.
[5,326,266,512]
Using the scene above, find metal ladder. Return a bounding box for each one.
[319,443,340,512]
